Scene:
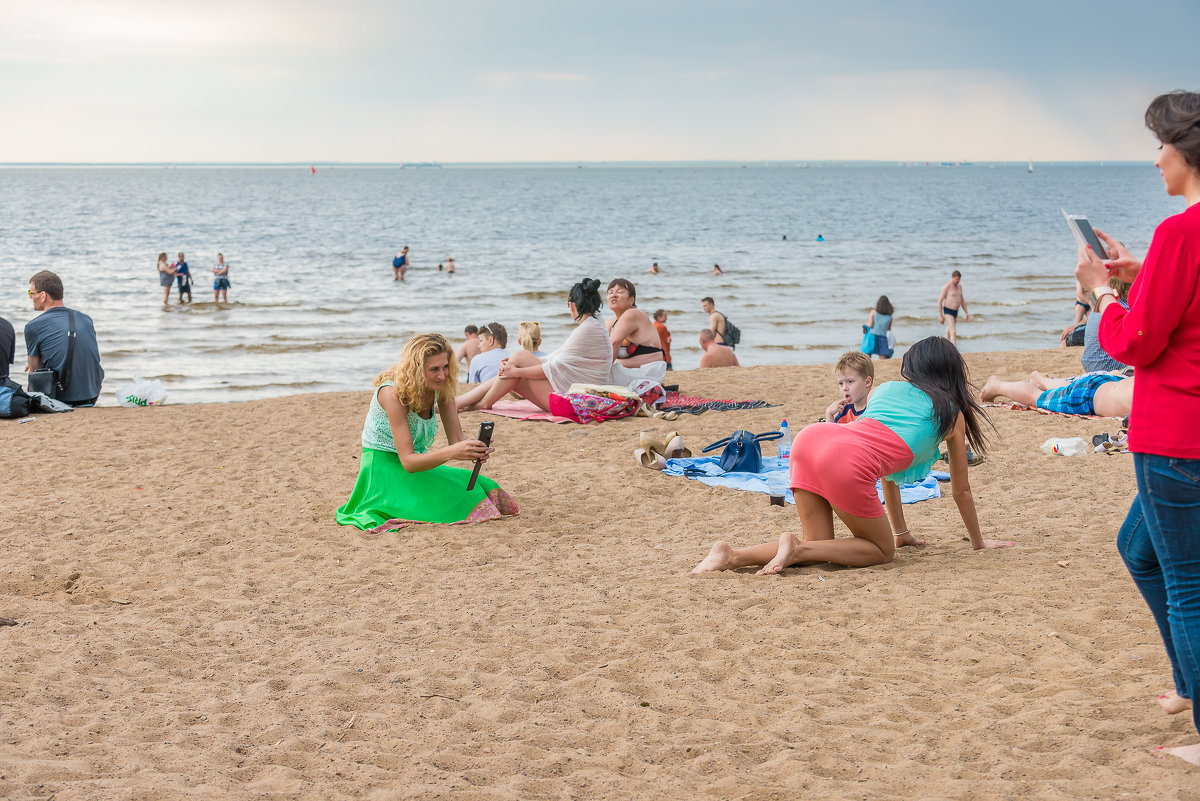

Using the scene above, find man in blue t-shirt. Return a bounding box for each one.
[25,270,105,406]
[467,322,510,383]
[0,314,14,380]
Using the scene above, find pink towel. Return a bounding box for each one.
[482,399,575,424]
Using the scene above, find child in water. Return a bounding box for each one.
[694,336,1013,574]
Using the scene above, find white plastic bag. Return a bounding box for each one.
[1041,437,1088,457]
[117,375,168,407]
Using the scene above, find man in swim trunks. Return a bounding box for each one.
[937,270,971,345]
[980,372,1132,418]
[701,297,731,347]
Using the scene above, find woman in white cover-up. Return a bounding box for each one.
[456,278,613,412]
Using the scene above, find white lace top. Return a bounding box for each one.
[362,382,438,453]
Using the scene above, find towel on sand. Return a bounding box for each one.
[662,455,946,505]
[659,392,777,415]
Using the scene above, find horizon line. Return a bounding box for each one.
[0,159,1147,169]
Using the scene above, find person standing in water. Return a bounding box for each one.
[938,270,971,344]
[392,246,409,282]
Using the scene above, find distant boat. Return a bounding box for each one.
[1027,158,1034,173]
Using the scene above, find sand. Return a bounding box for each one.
[2,347,1197,800]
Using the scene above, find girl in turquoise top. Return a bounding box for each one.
[336,333,518,532]
[694,337,1012,575]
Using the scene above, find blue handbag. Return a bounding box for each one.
[702,429,784,473]
[861,324,876,355]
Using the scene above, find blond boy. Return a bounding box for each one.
[825,351,875,423]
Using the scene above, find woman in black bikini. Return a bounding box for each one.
[605,278,667,370]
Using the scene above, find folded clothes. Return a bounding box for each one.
[661,455,946,505]
[658,392,777,415]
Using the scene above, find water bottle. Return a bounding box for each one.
[1040,437,1088,457]
[778,419,791,460]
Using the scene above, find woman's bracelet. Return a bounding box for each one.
[893,529,910,537]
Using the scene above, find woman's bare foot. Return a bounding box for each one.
[692,541,735,573]
[1158,690,1192,715]
[895,531,926,547]
[1155,743,1200,765]
[980,376,1001,402]
[1029,370,1049,390]
[757,532,801,576]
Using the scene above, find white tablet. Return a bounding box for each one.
[1062,209,1110,260]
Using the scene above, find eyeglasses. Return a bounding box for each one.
[28,289,42,297]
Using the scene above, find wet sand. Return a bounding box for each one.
[2,347,1195,799]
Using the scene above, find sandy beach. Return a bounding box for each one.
[2,346,1196,800]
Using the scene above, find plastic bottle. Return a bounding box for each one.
[778,419,791,459]
[1040,437,1088,457]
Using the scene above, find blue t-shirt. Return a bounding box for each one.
[24,307,105,403]
[0,315,14,379]
[468,348,509,383]
[176,261,191,282]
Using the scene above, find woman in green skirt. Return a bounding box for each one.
[336,333,519,532]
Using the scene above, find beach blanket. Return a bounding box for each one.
[659,392,777,415]
[662,454,947,505]
[983,401,1114,421]
[482,399,574,424]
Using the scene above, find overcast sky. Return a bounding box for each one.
[1,0,1195,163]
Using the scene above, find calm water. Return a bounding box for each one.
[0,164,1178,404]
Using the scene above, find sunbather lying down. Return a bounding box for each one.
[980,372,1133,418]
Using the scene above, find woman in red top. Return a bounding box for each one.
[1076,90,1200,766]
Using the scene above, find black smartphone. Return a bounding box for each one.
[465,421,494,491]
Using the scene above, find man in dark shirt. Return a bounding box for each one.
[0,314,14,380]
[25,270,104,406]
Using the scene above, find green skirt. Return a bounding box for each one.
[336,448,519,532]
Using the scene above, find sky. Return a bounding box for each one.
[0,0,1196,163]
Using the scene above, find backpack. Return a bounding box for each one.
[0,377,32,419]
[722,314,741,348]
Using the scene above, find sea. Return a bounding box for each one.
[0,163,1179,405]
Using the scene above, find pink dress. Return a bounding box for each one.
[788,418,915,518]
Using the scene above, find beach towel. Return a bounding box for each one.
[659,392,777,415]
[482,399,575,424]
[661,455,946,505]
[983,401,1112,421]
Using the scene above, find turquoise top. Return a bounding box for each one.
[362,381,439,454]
[860,380,944,484]
[870,313,892,337]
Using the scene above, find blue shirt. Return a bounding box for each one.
[468,348,510,383]
[1081,298,1128,373]
[24,307,105,403]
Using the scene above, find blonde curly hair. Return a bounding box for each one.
[374,333,458,410]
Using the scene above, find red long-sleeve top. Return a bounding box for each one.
[1099,202,1200,458]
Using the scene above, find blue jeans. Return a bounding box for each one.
[1118,452,1200,734]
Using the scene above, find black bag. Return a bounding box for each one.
[26,310,76,400]
[702,429,783,473]
[0,377,32,419]
[722,314,741,348]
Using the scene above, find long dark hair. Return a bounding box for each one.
[569,277,603,318]
[900,336,992,453]
[875,295,894,315]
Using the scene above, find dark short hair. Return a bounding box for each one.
[481,322,508,348]
[30,270,64,300]
[464,325,479,335]
[607,278,636,304]
[951,270,962,278]
[652,309,667,321]
[701,296,714,305]
[1146,90,1200,172]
